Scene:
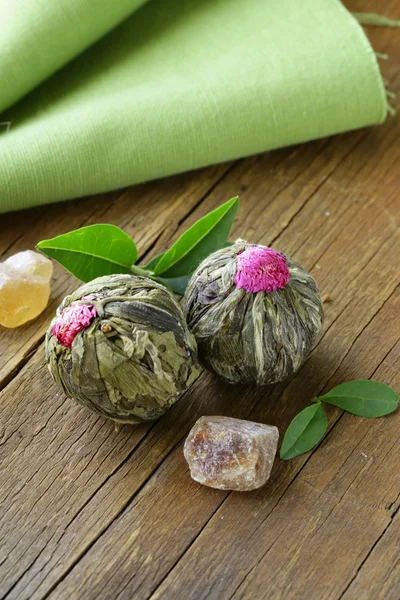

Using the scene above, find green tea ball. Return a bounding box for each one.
[46,274,200,423]
[183,240,323,385]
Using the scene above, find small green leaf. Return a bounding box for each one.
[37,224,138,282]
[145,240,234,274]
[320,380,399,418]
[154,196,239,278]
[280,402,328,460]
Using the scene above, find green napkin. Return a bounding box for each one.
[0,0,148,114]
[0,0,388,213]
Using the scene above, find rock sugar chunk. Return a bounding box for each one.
[0,250,53,328]
[184,416,279,491]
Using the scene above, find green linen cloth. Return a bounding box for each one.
[0,0,388,213]
[0,0,148,114]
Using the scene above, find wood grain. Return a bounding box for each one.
[46,134,400,600]
[0,136,360,599]
[0,4,399,599]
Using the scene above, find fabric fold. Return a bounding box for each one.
[0,0,388,213]
[0,0,148,114]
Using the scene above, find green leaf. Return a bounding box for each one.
[37,224,138,283]
[157,274,192,295]
[154,196,239,278]
[280,402,328,460]
[145,240,234,274]
[320,380,399,418]
[144,252,164,272]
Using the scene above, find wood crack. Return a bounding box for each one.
[338,503,400,600]
[0,336,44,393]
[38,419,197,600]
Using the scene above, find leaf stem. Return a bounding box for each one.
[130,265,153,277]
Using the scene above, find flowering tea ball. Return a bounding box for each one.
[183,240,323,385]
[46,274,200,424]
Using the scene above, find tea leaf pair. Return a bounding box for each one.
[280,380,399,460]
[37,196,239,294]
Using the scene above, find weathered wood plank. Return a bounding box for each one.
[0,136,335,596]
[149,295,400,600]
[147,184,400,597]
[341,506,400,600]
[49,213,398,600]
[0,130,385,600]
[32,135,400,599]
[229,341,400,600]
[339,346,400,600]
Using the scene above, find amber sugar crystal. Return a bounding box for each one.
[0,251,53,328]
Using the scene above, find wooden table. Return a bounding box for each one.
[1,10,399,600]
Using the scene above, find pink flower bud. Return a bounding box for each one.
[234,246,290,293]
[52,301,97,348]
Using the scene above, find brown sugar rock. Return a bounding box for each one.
[184,416,279,491]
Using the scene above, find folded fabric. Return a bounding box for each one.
[0,0,148,114]
[0,0,389,213]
